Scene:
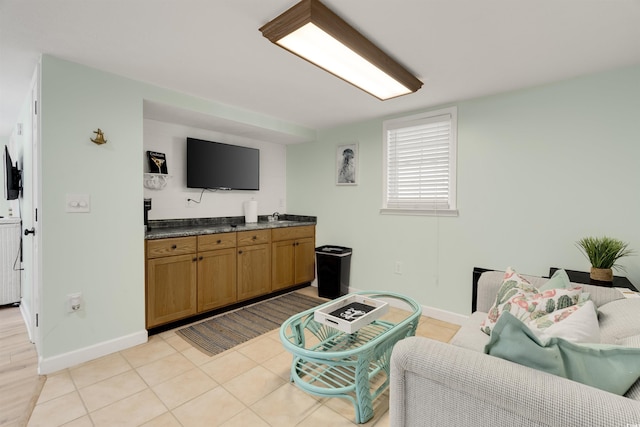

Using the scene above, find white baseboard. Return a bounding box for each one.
[420,305,467,326]
[347,285,468,326]
[38,330,148,375]
[19,301,35,343]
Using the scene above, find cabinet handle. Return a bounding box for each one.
[252,235,257,240]
[217,239,222,244]
[238,250,243,255]
[199,256,203,261]
[192,257,197,262]
[171,244,177,250]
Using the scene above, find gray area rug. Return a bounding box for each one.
[176,292,325,356]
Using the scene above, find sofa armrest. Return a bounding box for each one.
[390,337,640,427]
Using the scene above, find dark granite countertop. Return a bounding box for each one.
[145,214,316,240]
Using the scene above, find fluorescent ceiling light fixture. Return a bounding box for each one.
[259,0,423,100]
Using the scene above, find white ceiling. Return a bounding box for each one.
[2,0,640,141]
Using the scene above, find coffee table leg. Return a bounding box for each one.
[354,354,374,423]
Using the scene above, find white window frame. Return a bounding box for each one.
[381,106,458,216]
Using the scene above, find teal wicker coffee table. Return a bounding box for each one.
[279,291,422,423]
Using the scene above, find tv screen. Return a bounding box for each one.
[4,145,21,200]
[186,138,260,191]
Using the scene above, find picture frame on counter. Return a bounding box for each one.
[336,143,358,186]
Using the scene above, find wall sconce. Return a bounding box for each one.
[259,0,423,100]
[91,129,107,145]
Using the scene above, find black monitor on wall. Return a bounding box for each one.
[4,145,21,200]
[186,138,260,191]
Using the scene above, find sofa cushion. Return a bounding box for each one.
[485,312,640,395]
[449,311,490,352]
[598,298,640,345]
[481,268,584,335]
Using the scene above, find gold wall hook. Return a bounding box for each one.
[91,128,107,145]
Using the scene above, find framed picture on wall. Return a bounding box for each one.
[147,151,168,174]
[336,143,358,185]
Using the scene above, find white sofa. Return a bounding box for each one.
[390,269,640,426]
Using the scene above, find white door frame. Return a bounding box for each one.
[20,62,42,356]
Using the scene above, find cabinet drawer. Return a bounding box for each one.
[146,237,197,259]
[198,232,236,251]
[237,229,271,246]
[271,225,315,242]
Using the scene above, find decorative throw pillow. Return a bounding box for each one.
[485,312,640,395]
[539,269,591,304]
[480,268,583,335]
[538,269,572,291]
[527,300,600,344]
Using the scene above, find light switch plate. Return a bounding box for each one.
[66,194,91,213]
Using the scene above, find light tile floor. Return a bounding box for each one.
[28,288,460,426]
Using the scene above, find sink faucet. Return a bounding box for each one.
[272,212,280,221]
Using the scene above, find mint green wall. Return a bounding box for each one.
[40,56,146,357]
[288,64,640,315]
[38,56,314,361]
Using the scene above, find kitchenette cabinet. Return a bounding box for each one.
[145,223,315,329]
[271,226,315,292]
[146,237,198,328]
[197,233,237,313]
[237,229,271,301]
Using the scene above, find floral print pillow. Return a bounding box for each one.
[480,267,584,335]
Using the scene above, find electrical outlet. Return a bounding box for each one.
[394,261,402,275]
[67,292,83,313]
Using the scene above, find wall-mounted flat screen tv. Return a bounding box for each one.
[186,138,260,191]
[4,145,21,200]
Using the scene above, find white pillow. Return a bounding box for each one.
[528,300,600,344]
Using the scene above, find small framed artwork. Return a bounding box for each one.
[336,143,358,185]
[147,151,168,174]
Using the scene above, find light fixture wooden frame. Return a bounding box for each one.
[259,0,423,100]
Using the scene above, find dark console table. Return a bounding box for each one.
[549,267,638,291]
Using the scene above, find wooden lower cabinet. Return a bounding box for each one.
[272,226,316,292]
[146,253,197,328]
[237,243,271,301]
[197,248,237,312]
[146,225,315,328]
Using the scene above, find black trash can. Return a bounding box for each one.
[315,246,352,299]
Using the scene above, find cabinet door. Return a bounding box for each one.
[272,240,296,291]
[237,243,271,301]
[197,248,237,313]
[146,254,197,328]
[294,237,316,284]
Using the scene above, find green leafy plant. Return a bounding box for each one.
[576,236,635,271]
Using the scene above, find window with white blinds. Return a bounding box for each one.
[382,107,458,215]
